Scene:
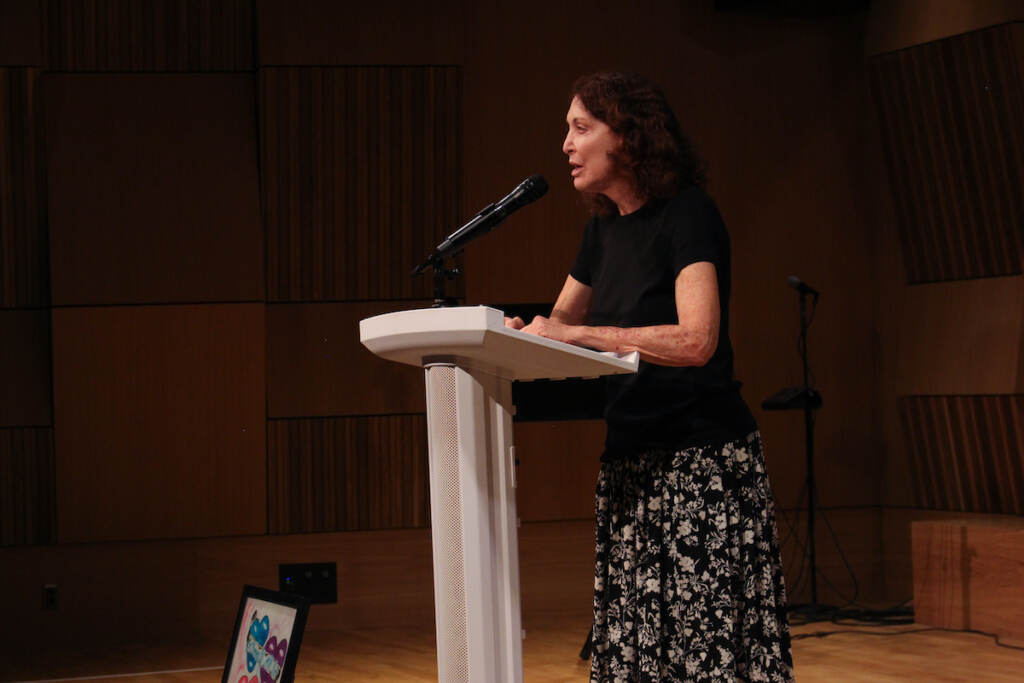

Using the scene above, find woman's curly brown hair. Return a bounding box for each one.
[571,71,706,216]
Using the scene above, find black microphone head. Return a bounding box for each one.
[787,275,819,296]
[522,174,548,201]
[496,174,548,214]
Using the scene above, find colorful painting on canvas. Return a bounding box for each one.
[225,595,299,683]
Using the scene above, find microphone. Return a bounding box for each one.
[413,175,548,275]
[787,275,819,296]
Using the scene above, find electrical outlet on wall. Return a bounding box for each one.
[279,562,337,604]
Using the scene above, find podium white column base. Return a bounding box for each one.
[424,362,523,683]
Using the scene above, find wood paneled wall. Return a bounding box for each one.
[0,68,48,308]
[266,300,429,418]
[0,427,54,546]
[899,395,1023,514]
[515,420,605,523]
[261,66,461,302]
[45,0,254,71]
[258,63,463,541]
[268,415,430,534]
[52,304,267,543]
[45,73,263,306]
[1,0,884,548]
[865,0,1024,56]
[2,25,466,551]
[871,24,1024,517]
[256,0,466,67]
[0,1,44,66]
[865,11,1024,601]
[891,276,1024,396]
[0,309,52,427]
[868,23,1024,284]
[0,56,53,554]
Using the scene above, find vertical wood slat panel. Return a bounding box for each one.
[45,0,253,71]
[898,398,931,509]
[268,416,430,534]
[899,395,1024,514]
[0,309,53,427]
[868,24,1024,284]
[261,66,462,303]
[989,395,1024,513]
[0,427,55,546]
[0,68,48,308]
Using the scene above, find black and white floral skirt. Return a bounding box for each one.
[591,431,793,682]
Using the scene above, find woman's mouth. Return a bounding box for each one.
[570,163,582,177]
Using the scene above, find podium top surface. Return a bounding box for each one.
[359,306,639,381]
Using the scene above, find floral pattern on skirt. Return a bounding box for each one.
[591,431,793,682]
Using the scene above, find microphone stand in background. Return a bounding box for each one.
[762,276,831,620]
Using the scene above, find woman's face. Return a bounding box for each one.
[562,96,625,197]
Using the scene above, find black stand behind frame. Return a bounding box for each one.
[762,286,832,620]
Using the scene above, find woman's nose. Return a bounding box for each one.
[562,132,573,155]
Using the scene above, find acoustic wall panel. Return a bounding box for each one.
[868,23,1024,283]
[45,73,263,306]
[0,68,48,308]
[865,1,1024,57]
[0,427,54,546]
[267,300,429,418]
[45,0,254,71]
[0,1,43,65]
[267,415,430,534]
[0,309,52,427]
[899,395,1024,514]
[257,0,466,66]
[52,304,266,543]
[261,67,462,302]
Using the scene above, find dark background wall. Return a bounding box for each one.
[1,0,1021,655]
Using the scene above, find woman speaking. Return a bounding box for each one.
[507,72,794,682]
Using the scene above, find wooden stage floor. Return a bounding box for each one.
[10,614,1024,682]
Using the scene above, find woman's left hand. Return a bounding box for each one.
[520,315,574,344]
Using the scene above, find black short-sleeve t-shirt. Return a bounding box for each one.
[570,185,756,457]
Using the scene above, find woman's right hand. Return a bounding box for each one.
[504,316,526,330]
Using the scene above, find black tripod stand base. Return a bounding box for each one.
[579,626,593,660]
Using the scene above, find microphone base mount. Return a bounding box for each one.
[415,253,461,308]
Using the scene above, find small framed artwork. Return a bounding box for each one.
[222,585,311,683]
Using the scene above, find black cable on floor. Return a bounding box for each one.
[788,599,914,627]
[791,624,1024,652]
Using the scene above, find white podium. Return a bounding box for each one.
[359,306,637,683]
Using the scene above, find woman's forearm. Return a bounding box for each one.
[567,323,716,367]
